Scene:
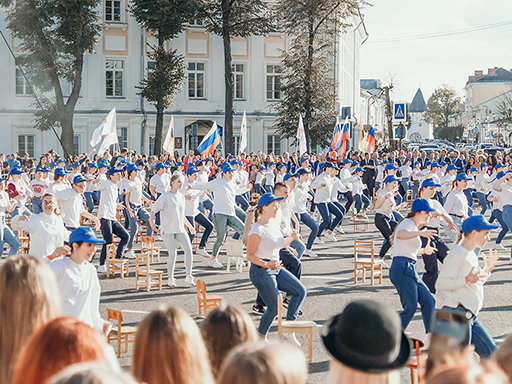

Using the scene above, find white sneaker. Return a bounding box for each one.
[313,238,324,244]
[167,278,176,287]
[208,258,223,269]
[335,227,345,235]
[361,213,368,219]
[231,256,247,267]
[324,232,337,242]
[304,249,318,258]
[155,235,163,241]
[283,333,301,347]
[124,250,136,259]
[381,260,390,269]
[509,258,512,265]
[98,265,107,273]
[196,248,211,258]
[495,243,506,250]
[184,275,196,286]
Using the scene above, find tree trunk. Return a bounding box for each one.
[222,0,234,156]
[59,112,74,157]
[153,35,166,156]
[302,18,315,153]
[384,86,397,151]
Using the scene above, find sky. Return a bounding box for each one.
[360,0,512,104]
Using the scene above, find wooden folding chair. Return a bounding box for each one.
[106,243,129,278]
[354,240,382,285]
[224,238,246,273]
[196,279,222,316]
[353,214,369,232]
[17,230,30,256]
[140,235,160,262]
[277,295,315,361]
[406,338,425,384]
[135,248,162,291]
[406,189,414,209]
[106,308,137,357]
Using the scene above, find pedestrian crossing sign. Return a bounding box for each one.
[393,102,407,122]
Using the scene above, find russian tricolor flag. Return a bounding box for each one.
[197,122,222,155]
[365,126,376,153]
[334,117,350,155]
[329,118,342,152]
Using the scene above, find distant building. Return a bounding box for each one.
[407,88,432,142]
[360,79,386,144]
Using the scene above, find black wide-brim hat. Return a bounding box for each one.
[322,300,411,373]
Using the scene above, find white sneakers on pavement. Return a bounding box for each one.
[155,235,163,241]
[184,275,196,286]
[283,333,301,347]
[313,238,324,244]
[98,265,107,273]
[495,243,506,250]
[208,258,223,269]
[167,278,177,287]
[196,248,211,258]
[324,232,337,242]
[124,251,136,259]
[304,249,318,258]
[335,227,345,235]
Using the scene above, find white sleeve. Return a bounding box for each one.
[436,253,469,292]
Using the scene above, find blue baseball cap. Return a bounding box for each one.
[278,164,286,170]
[384,175,400,183]
[205,157,213,163]
[300,157,308,164]
[257,192,284,208]
[69,226,106,244]
[426,161,432,167]
[127,163,139,172]
[54,167,68,176]
[230,159,238,165]
[42,167,50,173]
[323,162,336,169]
[98,163,108,168]
[296,168,311,176]
[73,175,87,184]
[497,171,507,179]
[461,215,499,233]
[421,178,441,188]
[57,159,65,163]
[72,162,80,167]
[222,164,235,173]
[283,172,296,181]
[404,158,412,164]
[154,162,168,170]
[411,198,436,212]
[342,159,352,164]
[439,161,447,167]
[135,159,145,167]
[455,173,471,182]
[480,162,489,168]
[259,166,266,171]
[431,163,439,168]
[186,167,200,176]
[351,161,359,167]
[495,163,505,170]
[10,168,23,175]
[354,167,364,173]
[446,164,458,171]
[385,164,399,171]
[470,167,479,172]
[107,167,123,177]
[35,167,43,173]
[196,160,205,167]
[89,163,97,168]
[49,162,57,167]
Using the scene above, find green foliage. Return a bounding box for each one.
[496,91,512,129]
[424,85,462,138]
[434,125,464,142]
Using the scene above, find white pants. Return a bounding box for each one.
[161,232,193,278]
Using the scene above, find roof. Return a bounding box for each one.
[409,88,427,113]
[469,67,512,84]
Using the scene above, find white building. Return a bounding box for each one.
[407,88,432,141]
[0,3,367,159]
[360,79,386,144]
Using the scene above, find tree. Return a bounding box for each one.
[274,0,361,151]
[1,0,102,156]
[202,0,275,155]
[130,0,198,156]
[424,85,461,140]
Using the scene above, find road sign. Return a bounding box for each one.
[393,102,407,122]
[394,123,407,140]
[463,131,468,137]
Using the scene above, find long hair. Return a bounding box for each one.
[327,358,400,384]
[132,306,214,384]
[201,304,258,377]
[0,256,60,384]
[11,317,106,384]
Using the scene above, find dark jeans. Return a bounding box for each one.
[475,192,488,215]
[374,213,397,259]
[186,212,213,248]
[354,194,370,213]
[502,205,512,258]
[317,202,344,237]
[363,175,375,198]
[99,218,129,265]
[84,192,95,213]
[342,191,354,212]
[295,212,319,250]
[493,209,509,244]
[235,194,249,212]
[420,230,450,294]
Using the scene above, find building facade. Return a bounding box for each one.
[407,88,432,142]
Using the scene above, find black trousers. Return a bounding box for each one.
[374,213,398,259]
[342,191,354,212]
[421,229,450,294]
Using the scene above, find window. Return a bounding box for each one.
[18,135,35,158]
[149,136,155,156]
[266,65,281,100]
[106,60,124,97]
[15,68,33,95]
[118,127,128,149]
[105,0,121,22]
[73,134,81,155]
[188,62,205,99]
[267,135,280,155]
[147,61,156,71]
[234,136,240,154]
[233,64,245,100]
[189,20,204,27]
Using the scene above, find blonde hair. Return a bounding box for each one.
[201,304,258,377]
[132,306,214,384]
[217,342,307,384]
[0,256,61,384]
[328,358,400,384]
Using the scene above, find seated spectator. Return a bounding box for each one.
[321,300,410,384]
[0,256,61,384]
[11,317,118,384]
[132,306,214,384]
[217,342,307,384]
[201,304,258,377]
[47,362,138,384]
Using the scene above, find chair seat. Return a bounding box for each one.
[205,295,222,300]
[137,269,162,275]
[110,325,138,334]
[107,259,129,264]
[281,320,316,328]
[356,258,383,264]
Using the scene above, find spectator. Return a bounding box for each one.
[201,304,258,377]
[425,362,507,384]
[132,306,214,384]
[47,362,138,384]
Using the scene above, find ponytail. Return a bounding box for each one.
[455,230,464,245]
[254,206,264,223]
[418,187,425,197]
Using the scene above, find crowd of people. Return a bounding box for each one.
[1,142,512,383]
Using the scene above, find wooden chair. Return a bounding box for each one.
[134,221,147,245]
[106,308,137,357]
[406,338,425,384]
[277,295,315,361]
[354,240,382,285]
[370,189,378,214]
[135,249,162,291]
[196,279,222,316]
[140,235,160,262]
[251,192,261,202]
[224,238,246,273]
[353,213,369,232]
[106,244,129,278]
[17,230,30,256]
[406,189,414,209]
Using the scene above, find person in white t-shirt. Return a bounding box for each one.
[29,167,49,214]
[436,215,500,357]
[47,167,70,195]
[388,198,437,334]
[83,163,98,213]
[0,177,19,256]
[150,174,196,287]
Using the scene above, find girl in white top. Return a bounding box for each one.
[474,164,490,215]
[351,167,369,219]
[276,164,286,183]
[246,193,306,340]
[388,198,437,333]
[29,168,49,214]
[12,193,70,262]
[0,177,19,256]
[50,226,111,335]
[310,164,337,241]
[47,168,71,195]
[493,171,512,260]
[400,159,413,195]
[487,189,507,250]
[436,215,500,357]
[83,163,98,213]
[439,165,458,199]
[264,163,276,193]
[150,174,196,288]
[443,173,471,243]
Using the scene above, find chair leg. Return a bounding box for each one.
[410,368,415,384]
[117,334,121,357]
[354,265,357,284]
[371,266,374,286]
[362,267,365,282]
[379,265,382,284]
[308,328,313,361]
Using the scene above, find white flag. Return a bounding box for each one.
[98,132,118,157]
[163,116,174,154]
[296,114,307,155]
[90,107,116,147]
[239,110,247,154]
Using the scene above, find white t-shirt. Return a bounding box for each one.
[181,181,201,217]
[151,191,186,234]
[56,188,86,228]
[249,222,284,261]
[30,179,49,198]
[48,181,69,195]
[426,198,449,228]
[125,179,143,206]
[392,218,421,260]
[499,183,512,207]
[376,188,395,219]
[95,180,119,221]
[150,174,168,195]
